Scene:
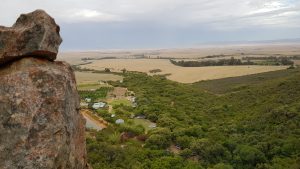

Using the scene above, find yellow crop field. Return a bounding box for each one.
[81,59,288,83]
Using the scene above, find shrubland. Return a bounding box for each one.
[86,68,300,169]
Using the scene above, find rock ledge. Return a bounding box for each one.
[0,10,62,65]
[0,10,87,169]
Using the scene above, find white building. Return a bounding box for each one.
[92,102,106,109]
[85,98,91,102]
[115,119,125,124]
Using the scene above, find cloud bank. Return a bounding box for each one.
[1,0,300,49]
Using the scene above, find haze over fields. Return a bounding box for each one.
[58,42,300,64]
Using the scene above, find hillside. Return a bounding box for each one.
[86,68,300,169]
[193,68,300,94]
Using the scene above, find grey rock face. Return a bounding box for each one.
[0,10,62,65]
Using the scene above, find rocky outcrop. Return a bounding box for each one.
[0,10,87,169]
[0,10,62,65]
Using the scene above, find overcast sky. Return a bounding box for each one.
[1,0,300,50]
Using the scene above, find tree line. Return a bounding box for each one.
[170,57,294,67]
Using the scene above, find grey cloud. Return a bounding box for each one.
[1,0,300,50]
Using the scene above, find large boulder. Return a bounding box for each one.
[0,10,62,65]
[0,57,87,169]
[0,10,87,169]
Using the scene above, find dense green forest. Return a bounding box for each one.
[86,68,300,169]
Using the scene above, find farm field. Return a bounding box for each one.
[58,43,300,64]
[75,71,123,84]
[77,83,109,91]
[80,59,288,83]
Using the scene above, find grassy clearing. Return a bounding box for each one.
[132,119,155,132]
[75,71,123,84]
[77,83,111,90]
[110,99,131,107]
[79,87,113,101]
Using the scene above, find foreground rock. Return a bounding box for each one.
[0,57,87,169]
[0,10,62,65]
[0,10,87,169]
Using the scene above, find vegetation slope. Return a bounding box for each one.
[86,68,300,169]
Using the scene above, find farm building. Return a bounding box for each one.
[85,98,91,102]
[115,119,125,124]
[92,102,106,109]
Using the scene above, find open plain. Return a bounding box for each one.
[59,43,299,83]
[80,59,287,83]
